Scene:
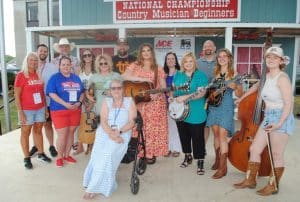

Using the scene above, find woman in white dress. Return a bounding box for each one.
[82,79,137,199]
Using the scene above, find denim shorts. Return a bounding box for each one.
[260,108,295,136]
[20,107,46,125]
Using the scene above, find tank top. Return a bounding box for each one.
[261,72,284,109]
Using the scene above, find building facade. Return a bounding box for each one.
[13,0,300,92]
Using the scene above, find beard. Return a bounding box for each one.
[39,54,47,61]
[118,49,128,57]
[204,50,213,56]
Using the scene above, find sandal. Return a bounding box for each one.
[72,142,78,151]
[197,159,205,175]
[180,154,193,168]
[164,151,172,157]
[146,156,156,165]
[172,151,180,157]
[83,192,96,200]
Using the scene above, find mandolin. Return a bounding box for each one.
[123,80,189,103]
[207,74,249,107]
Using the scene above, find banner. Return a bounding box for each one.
[114,0,240,23]
[154,37,195,66]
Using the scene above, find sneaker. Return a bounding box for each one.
[56,158,63,168]
[37,153,52,163]
[49,146,58,157]
[24,157,33,169]
[29,146,38,157]
[64,156,77,163]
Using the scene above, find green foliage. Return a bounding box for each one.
[5,55,14,63]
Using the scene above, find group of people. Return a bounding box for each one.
[14,37,294,199]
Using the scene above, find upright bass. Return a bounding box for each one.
[228,30,273,176]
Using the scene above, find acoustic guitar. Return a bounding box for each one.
[78,111,97,144]
[123,80,189,103]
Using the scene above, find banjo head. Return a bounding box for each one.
[168,100,189,121]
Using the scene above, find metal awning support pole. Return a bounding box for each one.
[26,30,33,53]
[0,0,12,132]
[225,26,233,52]
[118,28,126,39]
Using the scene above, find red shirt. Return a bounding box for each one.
[14,71,45,110]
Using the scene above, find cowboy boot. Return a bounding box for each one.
[233,161,260,189]
[256,167,284,196]
[212,153,227,179]
[211,147,220,170]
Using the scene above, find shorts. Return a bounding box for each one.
[20,107,46,125]
[51,108,81,129]
[260,108,295,136]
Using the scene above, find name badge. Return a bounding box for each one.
[69,91,77,102]
[33,93,42,104]
[111,124,118,131]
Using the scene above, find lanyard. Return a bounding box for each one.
[113,98,123,125]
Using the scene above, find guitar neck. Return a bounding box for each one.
[147,87,171,94]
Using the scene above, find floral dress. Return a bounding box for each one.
[127,63,168,158]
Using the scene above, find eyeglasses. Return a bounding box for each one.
[82,54,92,58]
[110,86,122,91]
[99,62,108,66]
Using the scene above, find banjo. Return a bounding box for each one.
[168,83,215,121]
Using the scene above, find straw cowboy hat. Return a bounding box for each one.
[265,46,290,65]
[53,38,76,53]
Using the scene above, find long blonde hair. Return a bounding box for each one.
[21,52,39,78]
[214,48,234,79]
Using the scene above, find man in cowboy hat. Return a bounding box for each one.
[112,38,136,74]
[52,37,80,74]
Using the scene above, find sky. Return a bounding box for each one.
[3,0,15,56]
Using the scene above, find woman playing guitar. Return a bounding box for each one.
[233,47,294,196]
[122,43,168,164]
[206,48,243,179]
[169,52,208,175]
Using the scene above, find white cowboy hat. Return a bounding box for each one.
[53,38,76,53]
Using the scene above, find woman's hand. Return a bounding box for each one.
[150,94,159,101]
[228,82,237,90]
[19,110,26,125]
[168,96,174,103]
[64,102,77,110]
[140,77,152,83]
[45,109,49,119]
[264,123,281,133]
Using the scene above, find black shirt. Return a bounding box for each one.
[112,55,136,74]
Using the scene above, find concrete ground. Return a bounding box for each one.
[0,119,299,202]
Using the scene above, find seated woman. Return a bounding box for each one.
[82,79,137,199]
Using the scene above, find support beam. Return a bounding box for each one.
[225,27,233,52]
[0,0,11,131]
[26,30,33,53]
[118,28,126,39]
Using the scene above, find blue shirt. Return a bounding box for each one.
[173,70,208,124]
[46,72,84,111]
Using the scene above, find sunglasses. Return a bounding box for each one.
[82,54,92,58]
[100,62,108,66]
[110,86,122,91]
